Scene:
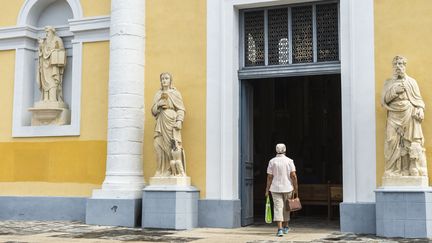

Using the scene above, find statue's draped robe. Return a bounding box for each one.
[151,88,185,176]
[37,36,65,101]
[382,76,425,175]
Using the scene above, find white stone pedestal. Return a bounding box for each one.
[149,176,191,186]
[29,101,70,126]
[375,187,432,238]
[142,185,199,229]
[382,176,429,187]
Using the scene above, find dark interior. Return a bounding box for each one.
[248,74,342,220]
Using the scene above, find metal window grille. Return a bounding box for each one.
[316,3,339,62]
[268,8,289,65]
[292,6,313,63]
[244,11,265,67]
[242,2,339,68]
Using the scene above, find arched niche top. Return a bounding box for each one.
[18,0,83,26]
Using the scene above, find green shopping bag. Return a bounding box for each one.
[265,195,272,224]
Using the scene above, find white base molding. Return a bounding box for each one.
[382,176,429,187]
[149,176,191,186]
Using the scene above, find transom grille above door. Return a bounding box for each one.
[241,2,339,68]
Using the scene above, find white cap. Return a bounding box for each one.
[276,143,286,154]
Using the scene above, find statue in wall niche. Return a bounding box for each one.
[382,55,428,179]
[151,72,187,177]
[28,26,70,126]
[37,26,66,103]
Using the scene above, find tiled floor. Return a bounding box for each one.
[0,218,429,243]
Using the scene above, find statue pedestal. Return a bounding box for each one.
[142,184,199,230]
[29,101,70,126]
[149,176,191,186]
[382,176,429,187]
[375,187,432,238]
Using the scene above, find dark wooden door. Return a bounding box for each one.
[241,81,254,226]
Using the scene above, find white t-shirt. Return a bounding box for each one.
[266,154,296,193]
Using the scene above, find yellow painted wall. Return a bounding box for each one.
[0,0,208,197]
[0,0,110,27]
[144,0,207,197]
[0,0,25,27]
[375,0,432,186]
[81,0,111,17]
[0,42,109,196]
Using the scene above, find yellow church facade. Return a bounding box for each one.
[0,0,431,237]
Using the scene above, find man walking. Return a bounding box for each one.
[265,143,298,237]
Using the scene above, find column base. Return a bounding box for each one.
[86,198,141,227]
[375,188,432,238]
[142,185,199,229]
[91,188,143,199]
[340,202,376,234]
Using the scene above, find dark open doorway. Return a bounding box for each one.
[240,74,342,225]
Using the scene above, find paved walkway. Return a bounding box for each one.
[0,219,429,243]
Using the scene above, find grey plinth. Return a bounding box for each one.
[142,185,199,230]
[375,187,432,238]
[340,202,376,234]
[86,198,142,227]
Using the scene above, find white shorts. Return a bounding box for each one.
[271,191,293,222]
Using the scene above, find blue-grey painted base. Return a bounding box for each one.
[0,196,86,221]
[340,202,376,234]
[142,185,199,230]
[198,199,241,228]
[375,188,432,238]
[86,198,141,227]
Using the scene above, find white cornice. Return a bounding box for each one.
[0,26,39,40]
[0,16,110,50]
[69,16,110,32]
[69,16,110,42]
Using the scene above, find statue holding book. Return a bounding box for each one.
[38,26,66,103]
[29,26,70,126]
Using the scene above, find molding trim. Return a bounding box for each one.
[18,0,83,25]
[238,62,341,79]
[69,16,110,42]
[0,16,110,50]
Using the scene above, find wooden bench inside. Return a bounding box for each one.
[298,183,342,220]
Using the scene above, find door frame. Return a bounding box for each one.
[205,0,376,220]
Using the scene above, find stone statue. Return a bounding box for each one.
[151,72,187,177]
[29,26,70,126]
[170,140,186,177]
[382,56,428,182]
[37,26,66,103]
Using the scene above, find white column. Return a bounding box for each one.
[92,0,145,199]
[206,0,240,200]
[340,0,376,203]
